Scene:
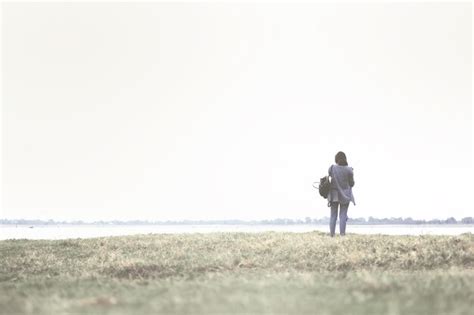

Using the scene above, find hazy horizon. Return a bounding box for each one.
[2,215,472,223]
[2,3,472,222]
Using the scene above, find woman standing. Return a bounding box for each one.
[328,151,355,236]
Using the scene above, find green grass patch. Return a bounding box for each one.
[1,232,473,314]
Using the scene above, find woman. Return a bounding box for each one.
[328,151,355,236]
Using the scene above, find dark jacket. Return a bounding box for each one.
[328,164,355,205]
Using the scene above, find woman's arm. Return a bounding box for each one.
[348,167,355,187]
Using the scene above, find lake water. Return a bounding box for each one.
[0,224,473,240]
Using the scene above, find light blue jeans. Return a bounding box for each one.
[330,202,349,236]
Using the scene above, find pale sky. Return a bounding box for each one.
[1,2,472,221]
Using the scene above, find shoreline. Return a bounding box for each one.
[1,224,473,241]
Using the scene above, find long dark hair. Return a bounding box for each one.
[335,151,348,166]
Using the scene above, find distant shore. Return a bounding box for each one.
[2,216,473,226]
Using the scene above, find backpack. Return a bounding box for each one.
[313,168,332,207]
[318,175,331,199]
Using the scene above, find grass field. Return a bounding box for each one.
[1,231,473,314]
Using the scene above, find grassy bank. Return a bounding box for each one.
[1,232,473,314]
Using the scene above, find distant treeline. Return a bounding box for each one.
[1,217,473,225]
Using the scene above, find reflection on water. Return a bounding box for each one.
[0,224,473,240]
